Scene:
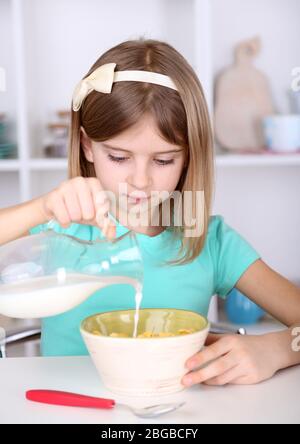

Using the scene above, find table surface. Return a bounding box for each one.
[0,356,299,424]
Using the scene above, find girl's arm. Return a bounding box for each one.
[0,197,47,246]
[236,259,300,369]
[236,259,300,327]
[0,177,116,247]
[182,259,300,386]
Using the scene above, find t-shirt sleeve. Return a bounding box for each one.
[29,223,48,235]
[211,216,261,299]
[29,221,65,236]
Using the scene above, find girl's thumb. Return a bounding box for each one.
[96,209,116,239]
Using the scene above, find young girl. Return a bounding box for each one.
[0,39,299,386]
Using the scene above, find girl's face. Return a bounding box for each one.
[81,114,186,230]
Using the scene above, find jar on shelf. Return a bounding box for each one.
[0,113,17,159]
[44,123,69,158]
[57,110,71,123]
[0,113,7,144]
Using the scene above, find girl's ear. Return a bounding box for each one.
[80,126,94,163]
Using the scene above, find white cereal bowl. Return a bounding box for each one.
[80,308,209,397]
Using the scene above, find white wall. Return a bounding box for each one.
[213,166,300,282]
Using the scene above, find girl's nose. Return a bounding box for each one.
[128,164,152,191]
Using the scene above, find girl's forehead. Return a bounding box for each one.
[98,115,183,154]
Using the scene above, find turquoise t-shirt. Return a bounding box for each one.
[29,215,260,356]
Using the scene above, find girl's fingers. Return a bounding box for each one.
[89,181,107,210]
[62,189,82,223]
[182,353,237,386]
[205,333,224,346]
[52,195,71,227]
[94,189,109,206]
[95,201,110,226]
[228,376,251,385]
[45,177,117,237]
[89,184,116,238]
[202,365,242,386]
[101,213,111,238]
[97,212,116,239]
[185,335,234,370]
[228,373,264,385]
[75,181,95,221]
[106,224,116,239]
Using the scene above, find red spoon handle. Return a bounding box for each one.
[26,390,115,409]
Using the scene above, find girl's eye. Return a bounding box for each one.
[108,154,128,163]
[155,159,174,166]
[108,154,174,166]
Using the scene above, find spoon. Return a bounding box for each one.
[26,390,185,419]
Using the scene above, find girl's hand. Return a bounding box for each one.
[41,177,116,239]
[182,332,281,386]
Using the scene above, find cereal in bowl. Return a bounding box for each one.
[91,328,196,338]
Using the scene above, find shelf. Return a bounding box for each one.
[30,154,300,170]
[2,154,300,173]
[0,158,68,172]
[215,153,300,167]
[0,160,20,171]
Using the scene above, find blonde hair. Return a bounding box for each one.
[68,39,214,265]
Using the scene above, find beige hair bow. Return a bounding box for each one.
[72,63,177,112]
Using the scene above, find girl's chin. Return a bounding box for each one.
[118,198,160,213]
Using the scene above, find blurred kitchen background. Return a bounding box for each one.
[0,0,299,356]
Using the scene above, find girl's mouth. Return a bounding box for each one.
[126,194,150,205]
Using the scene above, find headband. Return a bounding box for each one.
[72,62,178,111]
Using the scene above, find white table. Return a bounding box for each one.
[0,356,299,424]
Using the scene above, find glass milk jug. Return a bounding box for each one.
[0,227,143,319]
